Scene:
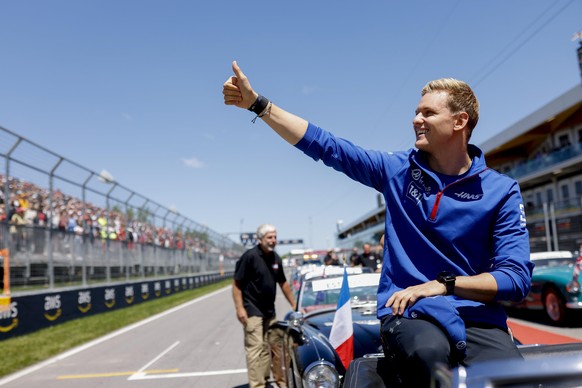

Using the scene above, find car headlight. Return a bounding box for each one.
[288,311,304,327]
[302,361,340,388]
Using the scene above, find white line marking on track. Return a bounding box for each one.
[128,341,180,380]
[129,368,248,380]
[0,286,231,386]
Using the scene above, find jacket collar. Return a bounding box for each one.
[410,144,487,175]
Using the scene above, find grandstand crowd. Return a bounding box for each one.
[0,174,220,254]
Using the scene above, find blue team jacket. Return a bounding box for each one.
[295,123,534,329]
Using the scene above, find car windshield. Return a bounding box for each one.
[299,273,380,313]
[533,257,575,268]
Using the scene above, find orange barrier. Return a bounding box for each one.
[0,248,10,313]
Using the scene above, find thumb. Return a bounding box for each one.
[230,60,256,106]
[232,60,245,79]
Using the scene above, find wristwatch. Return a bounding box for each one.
[437,271,456,296]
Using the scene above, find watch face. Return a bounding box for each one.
[438,271,455,281]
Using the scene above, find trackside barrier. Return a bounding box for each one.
[0,295,9,314]
[0,271,233,341]
[0,249,10,314]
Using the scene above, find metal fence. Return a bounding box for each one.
[0,125,243,291]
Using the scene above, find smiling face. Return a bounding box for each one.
[413,91,459,154]
[258,231,277,253]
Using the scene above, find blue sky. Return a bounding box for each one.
[1,1,581,254]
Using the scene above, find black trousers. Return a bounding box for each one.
[380,315,522,387]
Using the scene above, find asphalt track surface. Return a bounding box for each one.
[1,285,581,388]
[0,286,293,388]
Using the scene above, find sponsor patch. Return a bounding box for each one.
[412,169,422,181]
[406,182,423,204]
[453,192,483,201]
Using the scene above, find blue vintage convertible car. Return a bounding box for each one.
[270,266,380,387]
[272,263,582,387]
[503,250,582,325]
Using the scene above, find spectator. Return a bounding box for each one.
[32,203,46,254]
[9,207,27,252]
[324,250,340,266]
[349,247,360,267]
[353,243,382,272]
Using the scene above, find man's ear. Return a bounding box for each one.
[454,112,469,132]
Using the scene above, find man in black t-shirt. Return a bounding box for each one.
[349,247,360,267]
[356,243,382,272]
[233,224,296,388]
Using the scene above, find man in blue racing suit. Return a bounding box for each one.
[223,61,534,387]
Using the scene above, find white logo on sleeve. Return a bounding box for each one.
[519,203,527,227]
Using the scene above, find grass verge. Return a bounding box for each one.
[0,279,231,378]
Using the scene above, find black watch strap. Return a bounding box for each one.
[437,271,456,296]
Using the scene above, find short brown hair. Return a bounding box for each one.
[422,78,479,137]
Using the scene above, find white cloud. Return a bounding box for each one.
[181,157,205,169]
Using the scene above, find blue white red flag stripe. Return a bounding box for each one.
[329,267,354,369]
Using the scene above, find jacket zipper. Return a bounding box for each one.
[428,167,489,222]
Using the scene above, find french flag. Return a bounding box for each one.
[329,268,354,369]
